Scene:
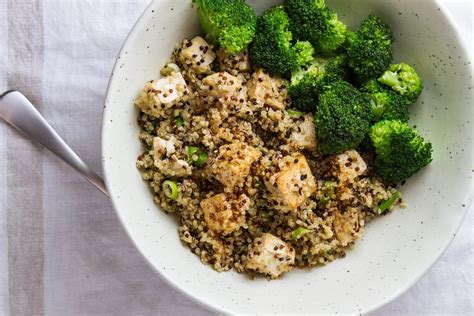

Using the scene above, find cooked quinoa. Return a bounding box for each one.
[135,36,403,279]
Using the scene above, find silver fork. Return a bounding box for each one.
[0,90,108,196]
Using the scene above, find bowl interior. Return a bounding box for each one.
[102,0,473,314]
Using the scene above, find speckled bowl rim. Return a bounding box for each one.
[101,0,474,314]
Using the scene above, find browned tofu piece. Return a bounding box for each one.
[135,72,189,118]
[152,136,176,159]
[247,69,289,110]
[290,113,317,150]
[213,142,262,189]
[334,150,367,182]
[216,48,251,74]
[202,71,247,107]
[265,153,317,211]
[246,233,295,278]
[178,36,216,74]
[200,193,250,235]
[152,137,192,177]
[333,207,363,246]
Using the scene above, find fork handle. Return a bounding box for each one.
[0,90,108,196]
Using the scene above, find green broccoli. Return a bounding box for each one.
[346,14,394,83]
[378,63,423,105]
[249,6,314,75]
[363,80,409,122]
[289,55,347,111]
[294,41,315,67]
[314,81,373,155]
[284,0,347,54]
[370,120,433,183]
[193,0,257,54]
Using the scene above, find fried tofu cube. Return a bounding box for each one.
[200,193,250,235]
[333,207,363,246]
[178,36,216,74]
[290,113,317,150]
[334,150,367,181]
[265,153,317,211]
[202,71,247,106]
[213,142,262,189]
[246,233,295,278]
[135,72,188,118]
[152,137,191,177]
[216,48,251,74]
[153,136,176,159]
[247,69,289,110]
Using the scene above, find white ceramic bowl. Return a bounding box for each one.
[102,0,473,314]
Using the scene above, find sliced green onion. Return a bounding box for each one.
[259,210,269,220]
[291,227,314,240]
[187,146,207,166]
[287,109,305,118]
[324,181,336,198]
[378,192,401,214]
[175,116,184,126]
[319,180,336,204]
[194,152,208,166]
[319,195,330,204]
[188,146,208,166]
[319,181,336,204]
[188,146,199,157]
[162,180,179,200]
[151,120,157,129]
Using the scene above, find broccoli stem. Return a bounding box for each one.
[379,71,400,89]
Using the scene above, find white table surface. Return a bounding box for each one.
[0,0,472,315]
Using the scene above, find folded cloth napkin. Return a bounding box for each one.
[0,0,471,315]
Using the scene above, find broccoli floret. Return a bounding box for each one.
[193,0,257,54]
[289,58,328,112]
[370,120,433,183]
[370,92,409,122]
[249,6,314,75]
[289,55,347,111]
[314,81,373,154]
[363,80,409,122]
[294,41,315,67]
[346,14,394,83]
[284,0,347,54]
[378,63,423,105]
